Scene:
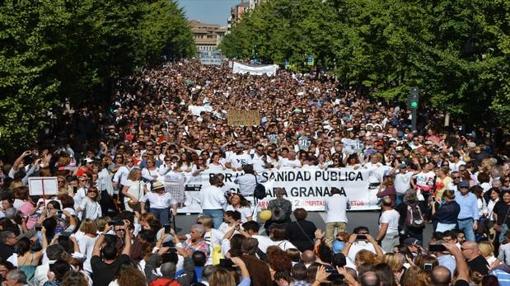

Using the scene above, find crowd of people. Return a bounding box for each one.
[0,60,509,286]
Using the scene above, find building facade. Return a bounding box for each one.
[189,20,227,65]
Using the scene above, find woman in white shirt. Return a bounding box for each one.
[140,181,176,226]
[122,168,147,212]
[375,196,400,252]
[141,159,159,189]
[226,193,252,222]
[74,219,98,274]
[76,187,102,220]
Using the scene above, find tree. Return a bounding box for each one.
[0,0,194,156]
[222,0,510,128]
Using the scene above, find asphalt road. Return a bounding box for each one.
[174,210,434,246]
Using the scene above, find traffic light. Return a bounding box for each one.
[408,87,419,109]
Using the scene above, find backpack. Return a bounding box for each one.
[149,278,181,286]
[405,204,425,229]
[253,174,267,200]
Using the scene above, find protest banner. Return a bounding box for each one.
[232,62,279,76]
[227,109,260,126]
[177,167,381,213]
[28,177,59,196]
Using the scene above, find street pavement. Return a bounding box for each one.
[174,210,434,246]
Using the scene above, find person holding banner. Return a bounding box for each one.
[199,174,227,228]
[234,164,267,198]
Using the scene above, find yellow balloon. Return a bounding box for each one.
[259,210,272,221]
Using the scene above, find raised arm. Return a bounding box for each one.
[121,222,131,256]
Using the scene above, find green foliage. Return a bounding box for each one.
[0,0,194,156]
[221,0,510,127]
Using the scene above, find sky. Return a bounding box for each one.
[176,0,241,25]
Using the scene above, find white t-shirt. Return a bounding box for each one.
[226,205,253,222]
[347,241,377,261]
[395,172,414,194]
[414,171,435,191]
[141,192,175,209]
[379,209,400,235]
[325,194,348,223]
[252,234,277,253]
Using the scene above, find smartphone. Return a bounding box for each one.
[219,258,235,269]
[423,263,433,271]
[429,244,447,252]
[357,235,367,240]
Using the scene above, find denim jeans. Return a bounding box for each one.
[458,219,475,241]
[150,208,170,226]
[203,209,224,229]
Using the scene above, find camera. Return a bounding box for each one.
[357,235,367,240]
[164,224,172,234]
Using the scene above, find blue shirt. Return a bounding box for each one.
[454,191,479,220]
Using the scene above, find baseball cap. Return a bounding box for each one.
[403,237,421,246]
[332,240,346,254]
[458,180,470,188]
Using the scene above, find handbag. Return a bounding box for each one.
[253,174,266,200]
[128,181,142,212]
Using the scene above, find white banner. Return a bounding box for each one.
[232,62,278,76]
[177,167,381,213]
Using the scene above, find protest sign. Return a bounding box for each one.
[177,167,381,213]
[28,177,59,196]
[232,62,279,76]
[227,109,260,126]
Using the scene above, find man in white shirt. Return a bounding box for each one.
[241,221,276,253]
[344,226,378,262]
[234,164,267,198]
[449,151,466,172]
[279,151,301,168]
[199,174,227,228]
[376,196,400,252]
[325,187,349,246]
[394,163,415,205]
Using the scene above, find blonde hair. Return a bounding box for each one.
[355,249,379,267]
[127,168,141,181]
[209,267,236,286]
[478,241,494,258]
[79,219,97,235]
[383,253,404,272]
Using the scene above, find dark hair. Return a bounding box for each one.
[50,260,71,282]
[353,226,369,235]
[192,251,207,267]
[101,244,118,260]
[229,234,245,258]
[242,164,254,174]
[331,187,343,196]
[242,221,260,233]
[224,210,241,222]
[42,217,58,241]
[373,263,396,286]
[47,200,61,210]
[270,227,287,241]
[293,208,308,221]
[15,237,31,255]
[292,263,308,280]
